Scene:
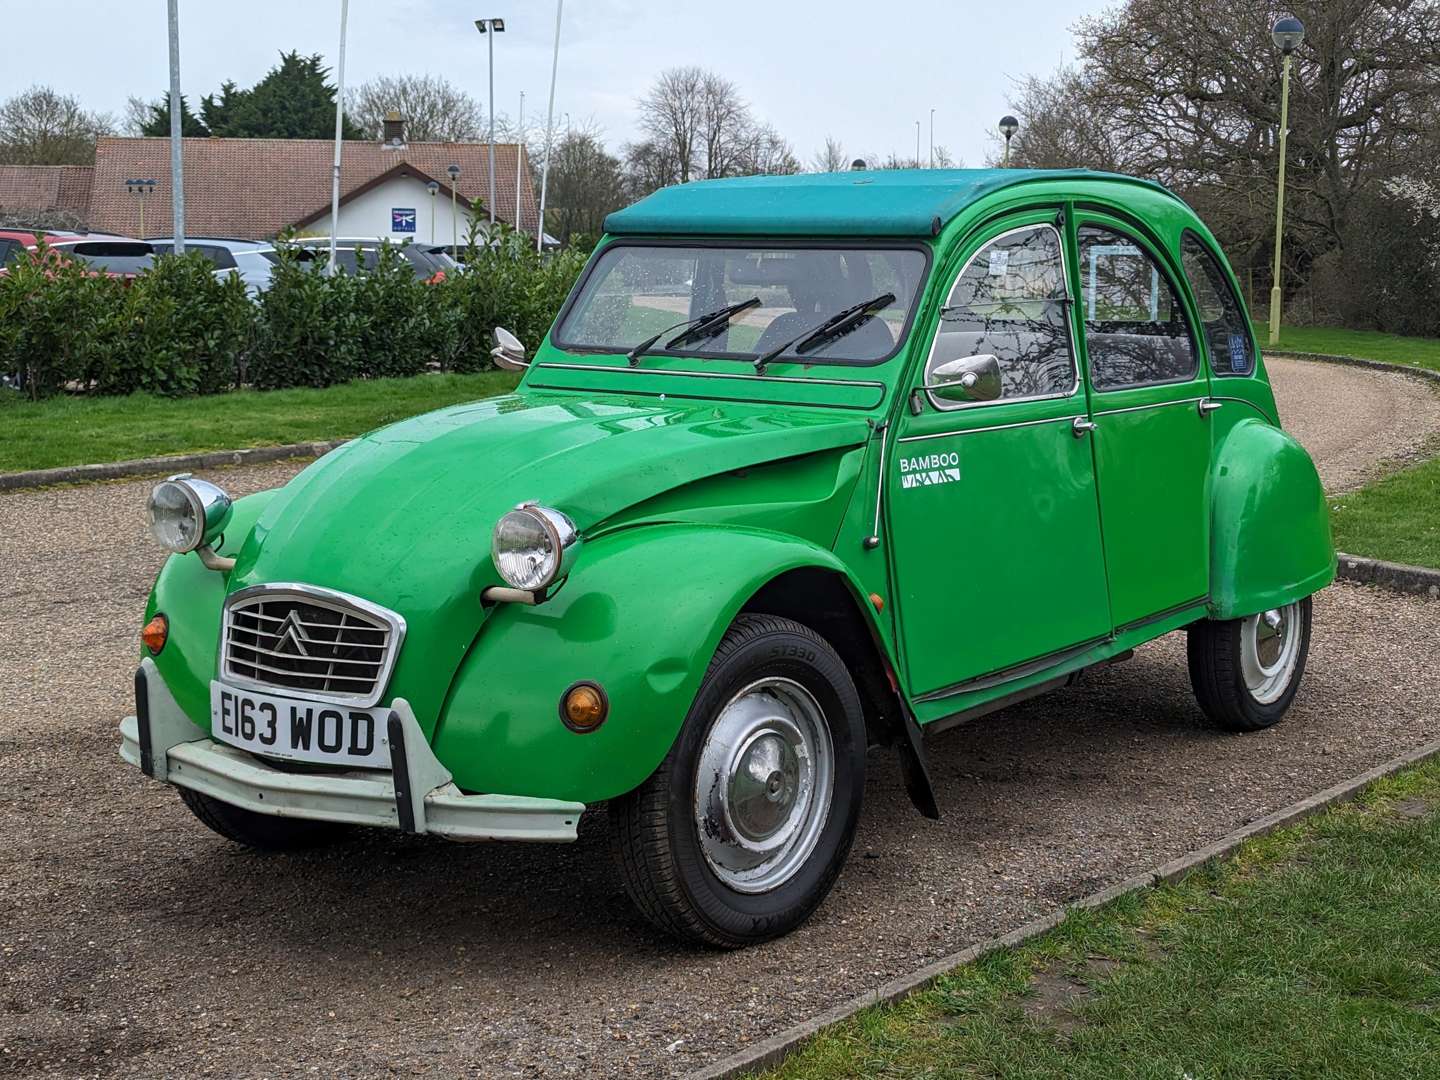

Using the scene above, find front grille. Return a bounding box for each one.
[220,585,404,706]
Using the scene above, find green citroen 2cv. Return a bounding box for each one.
[122,169,1334,947]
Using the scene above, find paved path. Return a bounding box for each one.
[1267,356,1440,492]
[3,359,1440,1078]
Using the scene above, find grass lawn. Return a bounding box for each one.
[0,371,519,474]
[1265,324,1440,374]
[1331,451,1440,569]
[752,759,1440,1080]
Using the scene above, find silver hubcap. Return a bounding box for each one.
[1240,602,1302,705]
[694,678,834,894]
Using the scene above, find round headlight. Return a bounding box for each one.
[491,502,579,592]
[147,475,232,554]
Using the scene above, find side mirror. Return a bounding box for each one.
[490,326,529,371]
[926,354,1003,404]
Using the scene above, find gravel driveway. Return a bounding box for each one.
[3,359,1439,1079]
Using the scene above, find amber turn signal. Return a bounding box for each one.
[140,613,169,655]
[560,681,608,732]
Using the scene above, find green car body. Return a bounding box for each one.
[125,169,1333,945]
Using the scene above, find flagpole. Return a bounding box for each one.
[328,0,349,275]
[536,0,563,252]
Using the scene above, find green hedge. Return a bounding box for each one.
[0,229,587,400]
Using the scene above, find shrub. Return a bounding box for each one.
[352,244,432,380]
[249,251,362,390]
[89,252,253,396]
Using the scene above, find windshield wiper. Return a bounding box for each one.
[625,296,761,366]
[753,292,895,374]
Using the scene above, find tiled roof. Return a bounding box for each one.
[89,137,536,240]
[0,166,94,215]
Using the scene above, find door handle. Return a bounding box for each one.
[1071,416,1098,438]
[1198,399,1224,416]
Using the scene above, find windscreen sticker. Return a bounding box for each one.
[987,248,1010,277]
[899,451,960,489]
[1227,333,1249,372]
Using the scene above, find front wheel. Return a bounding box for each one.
[1187,597,1313,732]
[179,788,350,851]
[608,614,866,948]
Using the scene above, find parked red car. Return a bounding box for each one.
[0,230,154,279]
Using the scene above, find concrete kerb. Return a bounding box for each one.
[687,736,1440,1080]
[0,440,347,492]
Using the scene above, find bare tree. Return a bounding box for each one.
[734,123,800,176]
[545,122,627,243]
[637,66,706,183]
[999,66,1136,172]
[349,74,485,142]
[621,138,682,200]
[0,85,113,166]
[810,136,848,173]
[698,72,750,179]
[1059,0,1440,291]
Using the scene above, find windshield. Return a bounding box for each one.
[555,243,929,365]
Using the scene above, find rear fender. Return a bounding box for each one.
[432,523,883,804]
[1209,418,1335,619]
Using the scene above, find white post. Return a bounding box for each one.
[166,0,185,251]
[328,0,349,275]
[928,108,934,169]
[537,0,564,252]
[487,30,497,228]
[515,90,525,233]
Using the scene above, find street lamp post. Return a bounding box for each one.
[125,178,157,238]
[915,120,920,168]
[427,180,440,244]
[447,164,461,259]
[475,17,506,230]
[166,0,185,252]
[1268,15,1305,348]
[999,115,1019,166]
[929,107,935,169]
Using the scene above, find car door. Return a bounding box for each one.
[888,214,1113,699]
[1073,216,1213,630]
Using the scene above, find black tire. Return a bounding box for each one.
[178,788,350,851]
[608,614,866,949]
[1187,596,1313,732]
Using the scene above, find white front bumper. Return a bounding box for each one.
[119,657,584,843]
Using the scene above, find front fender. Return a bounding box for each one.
[431,523,873,803]
[1209,418,1335,619]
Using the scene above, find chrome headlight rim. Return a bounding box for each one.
[147,474,232,554]
[490,501,579,592]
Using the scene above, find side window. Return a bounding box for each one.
[1181,233,1254,376]
[926,225,1075,406]
[0,239,18,267]
[1078,225,1197,390]
[197,245,238,270]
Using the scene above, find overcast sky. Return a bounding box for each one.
[3,0,1101,167]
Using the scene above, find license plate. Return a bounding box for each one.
[209,682,390,768]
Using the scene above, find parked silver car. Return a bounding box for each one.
[147,237,290,296]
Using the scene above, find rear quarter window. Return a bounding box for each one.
[1181,232,1255,377]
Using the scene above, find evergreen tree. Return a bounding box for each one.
[138,93,209,138]
[201,52,361,140]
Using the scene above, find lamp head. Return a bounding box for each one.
[1271,15,1305,55]
[999,115,1020,140]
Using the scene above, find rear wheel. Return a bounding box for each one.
[608,614,865,948]
[179,788,350,851]
[1187,597,1312,732]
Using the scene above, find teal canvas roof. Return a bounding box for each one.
[603,168,1174,238]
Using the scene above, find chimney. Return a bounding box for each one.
[382,111,406,149]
